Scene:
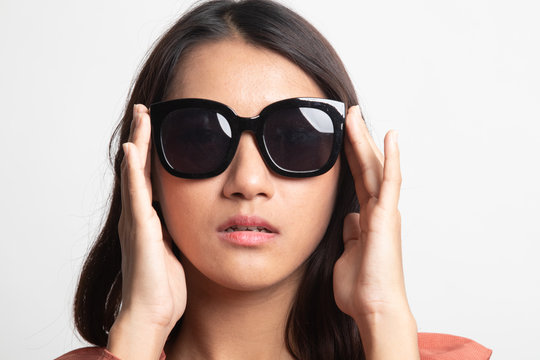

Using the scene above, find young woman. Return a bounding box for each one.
[57,1,492,359]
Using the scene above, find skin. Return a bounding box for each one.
[156,39,339,295]
[108,38,420,359]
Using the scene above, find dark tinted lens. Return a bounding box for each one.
[263,107,334,172]
[161,108,232,174]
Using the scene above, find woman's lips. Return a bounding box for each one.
[217,215,278,246]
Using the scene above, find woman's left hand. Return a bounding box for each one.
[333,107,420,360]
[333,105,410,320]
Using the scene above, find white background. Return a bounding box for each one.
[1,0,539,358]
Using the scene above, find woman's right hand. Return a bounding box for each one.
[107,104,187,359]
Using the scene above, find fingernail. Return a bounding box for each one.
[348,106,361,128]
[392,131,399,144]
[122,143,129,157]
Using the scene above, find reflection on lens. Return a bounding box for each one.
[263,107,334,172]
[161,108,232,174]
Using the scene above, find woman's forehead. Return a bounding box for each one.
[164,38,325,117]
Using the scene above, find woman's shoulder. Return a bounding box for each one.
[418,332,492,360]
[55,334,491,360]
[54,347,120,360]
[54,347,166,360]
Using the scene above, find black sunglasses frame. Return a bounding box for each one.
[149,97,346,179]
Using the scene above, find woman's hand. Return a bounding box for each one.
[107,104,187,360]
[333,106,419,359]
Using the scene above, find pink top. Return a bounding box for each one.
[55,332,492,359]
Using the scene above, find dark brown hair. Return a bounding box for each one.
[73,1,363,358]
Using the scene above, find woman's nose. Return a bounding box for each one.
[222,132,275,200]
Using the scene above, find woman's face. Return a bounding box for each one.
[154,38,341,292]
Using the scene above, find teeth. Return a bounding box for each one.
[225,225,271,233]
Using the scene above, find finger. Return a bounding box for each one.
[344,137,369,205]
[354,107,384,165]
[128,104,137,142]
[345,105,384,198]
[343,212,362,251]
[132,104,152,179]
[122,142,154,224]
[378,130,402,211]
[120,145,131,222]
[121,107,139,220]
[362,119,384,165]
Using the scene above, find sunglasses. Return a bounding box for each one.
[149,97,345,178]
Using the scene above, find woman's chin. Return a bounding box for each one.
[183,255,304,295]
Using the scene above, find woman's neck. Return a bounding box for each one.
[165,261,301,360]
